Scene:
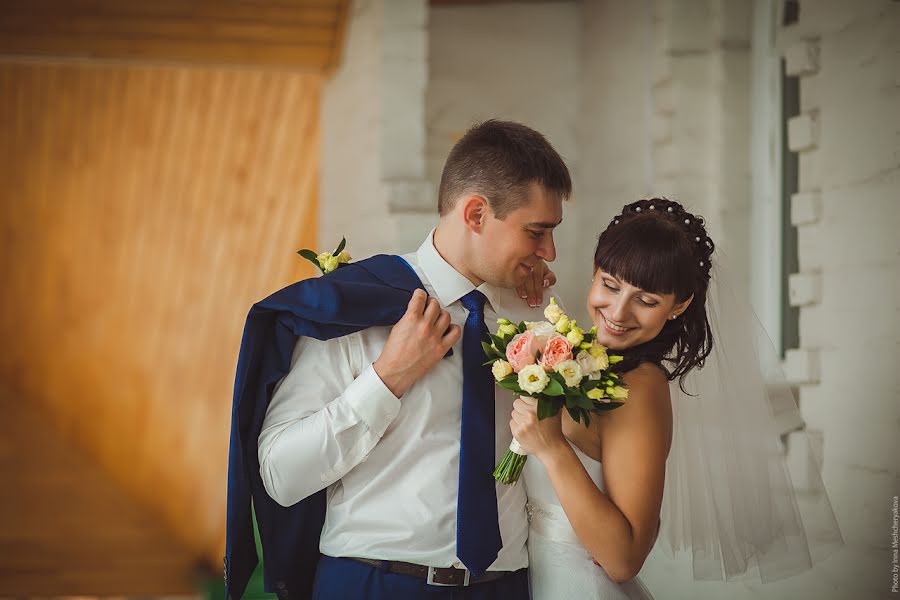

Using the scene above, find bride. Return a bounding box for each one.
[512,197,840,599]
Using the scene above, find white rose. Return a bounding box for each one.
[492,360,514,381]
[525,321,556,347]
[518,364,549,395]
[575,351,600,376]
[555,359,584,387]
[566,321,584,346]
[588,342,610,370]
[587,387,608,402]
[498,323,518,337]
[607,385,629,400]
[317,251,339,273]
[543,297,564,324]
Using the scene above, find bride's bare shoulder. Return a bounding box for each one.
[573,363,673,459]
[621,362,670,396]
[593,362,673,448]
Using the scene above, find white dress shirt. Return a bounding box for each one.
[258,229,552,571]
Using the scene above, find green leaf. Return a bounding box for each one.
[582,379,603,391]
[536,398,561,420]
[574,394,595,410]
[580,411,592,427]
[517,321,526,332]
[594,401,625,411]
[496,379,524,394]
[334,237,346,255]
[543,377,564,396]
[481,341,497,358]
[297,248,320,264]
[564,387,582,399]
[488,333,508,349]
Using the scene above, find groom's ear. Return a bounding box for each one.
[461,194,490,232]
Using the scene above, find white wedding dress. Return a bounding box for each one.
[523,443,654,600]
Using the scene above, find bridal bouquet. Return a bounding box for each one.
[484,298,628,484]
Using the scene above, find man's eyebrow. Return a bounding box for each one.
[526,219,563,229]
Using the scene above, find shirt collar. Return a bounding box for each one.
[416,228,504,314]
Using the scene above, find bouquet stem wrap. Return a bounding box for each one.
[493,438,528,485]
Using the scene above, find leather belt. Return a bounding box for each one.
[347,557,511,586]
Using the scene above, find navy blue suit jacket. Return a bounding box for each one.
[224,254,426,599]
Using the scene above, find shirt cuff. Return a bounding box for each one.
[344,363,402,435]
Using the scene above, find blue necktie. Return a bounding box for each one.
[457,290,502,577]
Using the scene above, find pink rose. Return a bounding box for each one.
[506,331,538,372]
[539,334,573,372]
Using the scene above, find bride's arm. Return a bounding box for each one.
[511,363,672,583]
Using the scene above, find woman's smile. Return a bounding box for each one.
[600,313,635,336]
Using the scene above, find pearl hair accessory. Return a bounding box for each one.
[636,207,642,212]
[649,205,655,210]
[667,206,673,212]
[700,261,704,266]
[685,219,690,225]
[696,236,701,242]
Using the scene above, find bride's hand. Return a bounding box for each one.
[515,261,556,308]
[509,396,567,462]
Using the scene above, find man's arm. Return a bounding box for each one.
[258,288,461,507]
[258,332,401,507]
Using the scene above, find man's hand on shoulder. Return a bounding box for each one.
[373,288,461,399]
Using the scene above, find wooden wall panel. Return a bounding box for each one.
[0,0,350,71]
[0,59,320,570]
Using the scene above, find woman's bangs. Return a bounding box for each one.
[595,220,689,296]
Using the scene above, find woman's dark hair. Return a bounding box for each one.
[438,119,572,218]
[593,198,715,391]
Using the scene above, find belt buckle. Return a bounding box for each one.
[426,566,470,586]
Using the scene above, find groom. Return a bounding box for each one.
[256,120,570,599]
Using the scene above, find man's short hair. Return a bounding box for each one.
[437,120,572,219]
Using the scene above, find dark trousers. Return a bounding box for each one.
[311,555,530,600]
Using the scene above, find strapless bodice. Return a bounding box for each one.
[524,441,604,506]
[523,442,604,546]
[522,442,655,600]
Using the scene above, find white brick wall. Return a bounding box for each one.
[321,0,386,257]
[783,2,900,598]
[579,0,898,596]
[577,1,658,321]
[320,0,433,259]
[426,2,583,316]
[320,1,899,597]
